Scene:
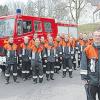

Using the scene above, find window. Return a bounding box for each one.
[17,20,23,35]
[44,22,52,32]
[34,21,42,32]
[17,20,32,35]
[0,18,15,37]
[23,21,32,33]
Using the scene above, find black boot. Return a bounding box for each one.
[43,67,46,74]
[22,73,26,81]
[54,68,57,73]
[62,71,66,78]
[56,68,59,74]
[69,71,73,78]
[13,76,19,83]
[5,77,9,84]
[73,63,76,70]
[50,73,54,80]
[46,74,50,81]
[33,78,37,84]
[39,78,43,83]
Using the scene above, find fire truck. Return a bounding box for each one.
[0,9,78,66]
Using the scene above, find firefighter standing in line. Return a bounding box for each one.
[4,37,18,84]
[54,35,63,74]
[80,31,100,100]
[61,35,73,78]
[29,33,38,47]
[45,36,56,81]
[77,33,85,67]
[88,33,94,45]
[19,36,31,81]
[70,37,77,70]
[31,38,43,84]
[40,36,47,74]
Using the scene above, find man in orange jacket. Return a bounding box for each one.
[54,35,63,74]
[70,37,77,70]
[45,36,56,80]
[19,36,31,81]
[31,38,43,84]
[61,35,73,78]
[29,33,38,47]
[40,36,47,74]
[76,33,85,67]
[4,37,18,84]
[80,31,100,100]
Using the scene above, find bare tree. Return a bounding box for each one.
[69,0,88,24]
[25,0,36,16]
[0,5,9,16]
[53,2,69,20]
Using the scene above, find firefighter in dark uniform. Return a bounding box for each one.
[80,31,100,100]
[45,36,56,81]
[76,33,85,67]
[4,37,18,84]
[31,38,43,84]
[54,35,63,74]
[29,33,38,47]
[40,36,47,74]
[19,36,31,81]
[70,37,77,70]
[61,35,73,78]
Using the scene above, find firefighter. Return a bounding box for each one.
[4,37,18,84]
[29,33,38,47]
[40,36,47,74]
[31,38,43,84]
[19,36,31,81]
[62,35,73,78]
[70,37,77,70]
[45,36,56,81]
[76,33,85,67]
[83,34,89,47]
[88,33,94,45]
[80,31,100,100]
[54,35,63,74]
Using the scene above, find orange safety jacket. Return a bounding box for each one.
[4,43,17,51]
[31,44,43,61]
[19,43,31,62]
[78,39,85,46]
[45,40,56,62]
[80,44,100,86]
[4,43,17,64]
[28,39,35,48]
[84,45,98,60]
[88,39,94,45]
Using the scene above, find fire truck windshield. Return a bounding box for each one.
[0,18,15,38]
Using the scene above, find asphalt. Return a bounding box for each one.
[0,69,86,100]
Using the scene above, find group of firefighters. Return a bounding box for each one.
[0,32,94,85]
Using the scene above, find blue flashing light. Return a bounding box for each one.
[16,9,21,14]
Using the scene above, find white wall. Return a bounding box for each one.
[69,27,78,38]
[58,26,68,35]
[58,26,78,38]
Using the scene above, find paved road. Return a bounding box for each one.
[0,69,86,100]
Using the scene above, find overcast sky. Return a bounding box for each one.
[0,0,97,24]
[0,0,29,5]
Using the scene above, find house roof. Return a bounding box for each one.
[94,3,100,14]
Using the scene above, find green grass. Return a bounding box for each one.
[78,23,100,34]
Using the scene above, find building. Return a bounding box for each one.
[93,4,100,23]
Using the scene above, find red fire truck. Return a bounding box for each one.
[0,11,78,65]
